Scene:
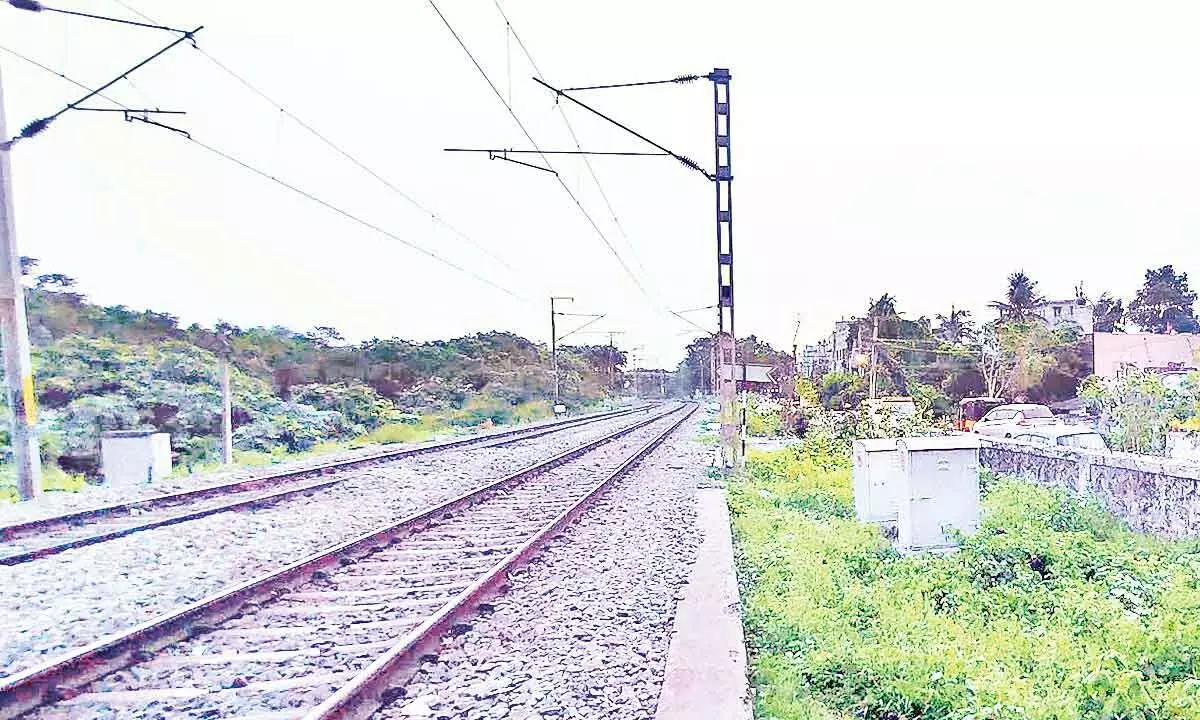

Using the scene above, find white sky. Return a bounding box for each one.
[2,1,1199,368]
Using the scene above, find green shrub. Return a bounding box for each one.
[366,418,441,445]
[0,464,87,503]
[746,396,784,437]
[731,444,1200,719]
[291,382,400,431]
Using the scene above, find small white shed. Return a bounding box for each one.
[101,431,172,487]
[896,436,981,553]
[851,438,903,523]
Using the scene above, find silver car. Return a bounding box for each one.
[970,403,1055,438]
[1011,424,1109,451]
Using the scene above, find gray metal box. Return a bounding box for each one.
[896,436,981,553]
[101,431,172,487]
[852,438,903,523]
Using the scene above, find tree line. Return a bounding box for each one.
[4,259,629,477]
[670,264,1198,415]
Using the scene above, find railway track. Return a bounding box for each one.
[0,402,696,720]
[0,404,654,566]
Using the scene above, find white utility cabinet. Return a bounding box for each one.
[101,431,172,487]
[852,438,903,523]
[896,436,981,553]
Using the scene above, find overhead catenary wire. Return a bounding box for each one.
[7,1,190,34]
[103,0,524,280]
[429,0,659,308]
[555,313,607,342]
[446,148,668,157]
[492,0,660,296]
[670,309,716,337]
[176,134,533,304]
[2,26,201,147]
[0,43,125,101]
[1,47,533,306]
[190,49,523,277]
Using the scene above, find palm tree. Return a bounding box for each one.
[935,306,975,344]
[990,271,1046,321]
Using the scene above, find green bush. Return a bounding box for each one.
[746,396,784,437]
[232,401,348,454]
[0,464,87,500]
[292,382,400,432]
[731,443,1200,719]
[818,371,866,410]
[366,419,441,445]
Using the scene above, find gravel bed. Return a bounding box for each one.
[0,407,671,678]
[35,415,691,720]
[377,411,707,720]
[0,408,640,527]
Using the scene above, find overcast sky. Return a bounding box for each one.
[3,0,1200,368]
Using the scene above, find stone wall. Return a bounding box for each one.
[978,438,1200,538]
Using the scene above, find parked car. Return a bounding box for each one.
[970,403,1056,437]
[1011,424,1110,451]
[956,396,1006,432]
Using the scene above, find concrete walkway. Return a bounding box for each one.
[655,487,752,720]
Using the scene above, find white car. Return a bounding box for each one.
[1011,424,1109,451]
[970,403,1056,438]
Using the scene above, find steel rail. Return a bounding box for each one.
[0,404,655,565]
[306,402,697,720]
[0,403,691,720]
[0,403,653,546]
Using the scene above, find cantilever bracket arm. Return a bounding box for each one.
[556,313,608,343]
[531,77,715,181]
[446,147,668,158]
[486,150,556,175]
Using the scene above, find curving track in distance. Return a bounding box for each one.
[0,402,696,720]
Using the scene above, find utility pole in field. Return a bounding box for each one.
[0,68,41,499]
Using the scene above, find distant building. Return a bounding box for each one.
[1036,299,1093,333]
[829,319,858,374]
[799,341,831,379]
[1093,332,1200,377]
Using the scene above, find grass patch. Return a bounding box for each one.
[730,440,1200,719]
[364,417,442,445]
[0,464,89,503]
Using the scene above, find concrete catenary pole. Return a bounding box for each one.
[0,67,42,499]
[219,356,233,464]
[550,296,573,410]
[709,67,739,468]
[606,331,624,397]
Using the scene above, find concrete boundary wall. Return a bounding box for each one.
[977,438,1200,538]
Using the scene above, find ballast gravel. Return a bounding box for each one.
[24,414,692,720]
[377,412,708,720]
[0,409,640,528]
[0,408,667,678]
